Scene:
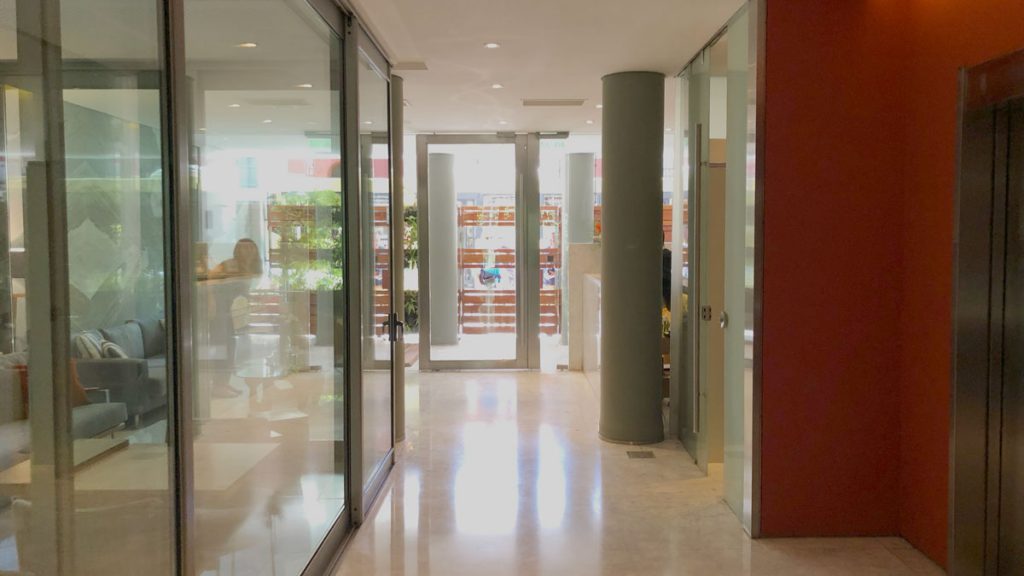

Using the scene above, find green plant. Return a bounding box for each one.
[404,289,419,331]
[403,204,418,270]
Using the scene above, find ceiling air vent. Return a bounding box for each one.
[522,99,586,107]
[393,61,428,71]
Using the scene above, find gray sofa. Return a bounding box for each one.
[74,318,167,426]
[0,351,128,471]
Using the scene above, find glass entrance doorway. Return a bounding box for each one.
[416,135,527,369]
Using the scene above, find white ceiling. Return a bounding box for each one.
[351,0,744,133]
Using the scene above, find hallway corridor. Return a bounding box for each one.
[331,372,942,576]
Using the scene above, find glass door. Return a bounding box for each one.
[417,134,527,369]
[184,0,350,572]
[354,29,395,509]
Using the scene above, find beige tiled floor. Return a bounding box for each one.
[332,370,945,576]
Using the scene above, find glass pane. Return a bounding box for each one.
[358,48,393,489]
[0,1,173,573]
[724,6,752,528]
[185,1,346,573]
[426,143,518,362]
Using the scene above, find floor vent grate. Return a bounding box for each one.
[627,450,655,459]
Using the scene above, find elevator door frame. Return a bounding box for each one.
[416,133,541,370]
[951,47,1024,575]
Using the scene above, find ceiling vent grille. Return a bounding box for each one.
[522,98,586,107]
[393,61,428,71]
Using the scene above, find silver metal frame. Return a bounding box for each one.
[160,0,194,572]
[416,133,533,370]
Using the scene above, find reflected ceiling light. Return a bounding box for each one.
[499,120,508,125]
[363,120,373,125]
[403,99,410,107]
[484,42,501,49]
[229,103,241,108]
[491,83,504,89]
[199,127,206,132]
[262,119,273,124]
[595,104,603,109]
[236,42,258,48]
[295,83,313,88]
[586,120,594,125]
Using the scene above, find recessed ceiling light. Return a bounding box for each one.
[229,103,241,108]
[262,119,273,124]
[596,104,603,109]
[363,120,373,125]
[491,83,504,89]
[295,83,313,88]
[499,120,508,125]
[586,120,594,125]
[199,127,206,132]
[485,42,501,49]
[236,42,258,48]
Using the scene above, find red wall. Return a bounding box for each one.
[760,0,907,538]
[760,0,1024,567]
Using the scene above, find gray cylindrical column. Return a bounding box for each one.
[428,153,458,345]
[566,153,596,244]
[391,75,406,442]
[599,71,665,444]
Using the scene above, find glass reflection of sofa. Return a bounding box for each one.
[0,351,128,472]
[72,318,168,427]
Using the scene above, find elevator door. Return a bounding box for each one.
[952,49,1024,575]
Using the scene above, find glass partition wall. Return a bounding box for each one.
[672,0,761,535]
[0,1,395,573]
[0,1,174,573]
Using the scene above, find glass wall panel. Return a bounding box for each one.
[357,45,393,491]
[724,6,750,525]
[185,1,346,573]
[0,0,173,573]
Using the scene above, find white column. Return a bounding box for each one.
[428,153,458,345]
[566,153,595,244]
[563,152,595,343]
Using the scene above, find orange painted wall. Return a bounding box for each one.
[898,0,1024,565]
[760,0,1024,567]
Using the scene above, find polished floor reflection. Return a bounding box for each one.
[332,371,943,576]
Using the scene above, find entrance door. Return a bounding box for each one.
[952,48,1024,575]
[417,134,529,369]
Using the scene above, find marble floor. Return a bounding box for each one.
[331,370,945,576]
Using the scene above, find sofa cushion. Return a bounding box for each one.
[147,355,167,384]
[73,331,105,359]
[100,323,145,360]
[102,341,130,359]
[133,318,166,359]
[71,402,127,439]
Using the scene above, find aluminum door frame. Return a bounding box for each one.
[951,47,1024,575]
[416,133,533,370]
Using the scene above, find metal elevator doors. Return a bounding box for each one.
[952,49,1024,576]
